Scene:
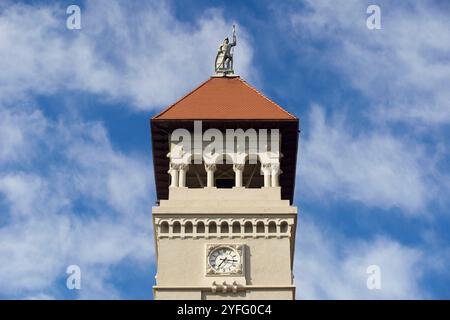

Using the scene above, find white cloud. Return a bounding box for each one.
[290,0,450,124]
[0,109,47,164]
[0,1,254,110]
[300,105,430,213]
[295,218,425,299]
[0,107,153,298]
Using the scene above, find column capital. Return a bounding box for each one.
[170,162,188,170]
[205,163,217,172]
[271,163,280,173]
[261,163,272,170]
[169,162,178,170]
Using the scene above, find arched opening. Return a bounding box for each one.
[243,157,264,188]
[173,221,181,233]
[185,221,193,233]
[244,221,253,233]
[232,221,241,233]
[160,221,169,233]
[197,221,205,233]
[215,155,235,188]
[280,221,289,233]
[185,163,207,188]
[256,221,265,233]
[209,221,217,233]
[268,221,276,233]
[220,221,229,233]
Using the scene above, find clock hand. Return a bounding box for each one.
[218,257,228,268]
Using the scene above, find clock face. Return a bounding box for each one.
[208,246,241,273]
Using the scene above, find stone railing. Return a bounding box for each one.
[155,217,293,239]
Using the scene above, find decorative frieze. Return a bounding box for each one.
[155,217,293,239]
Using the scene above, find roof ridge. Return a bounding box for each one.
[238,78,297,119]
[152,78,212,120]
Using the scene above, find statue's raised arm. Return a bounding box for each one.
[230,24,237,47]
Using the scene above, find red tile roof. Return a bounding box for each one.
[153,76,296,120]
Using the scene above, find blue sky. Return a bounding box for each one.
[0,0,449,299]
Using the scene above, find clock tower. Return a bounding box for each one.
[150,32,299,300]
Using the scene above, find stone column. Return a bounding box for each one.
[262,163,271,187]
[181,222,185,239]
[205,163,216,187]
[265,221,269,239]
[168,163,179,187]
[233,163,244,187]
[178,164,188,187]
[271,163,280,187]
[168,222,173,239]
[193,221,198,239]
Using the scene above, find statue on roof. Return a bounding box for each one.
[214,25,236,76]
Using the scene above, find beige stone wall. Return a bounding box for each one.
[202,289,294,300]
[152,186,297,300]
[154,187,296,215]
[154,288,294,300]
[155,237,293,286]
[155,289,202,300]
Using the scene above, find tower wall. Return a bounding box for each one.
[150,76,299,300]
[152,187,297,300]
